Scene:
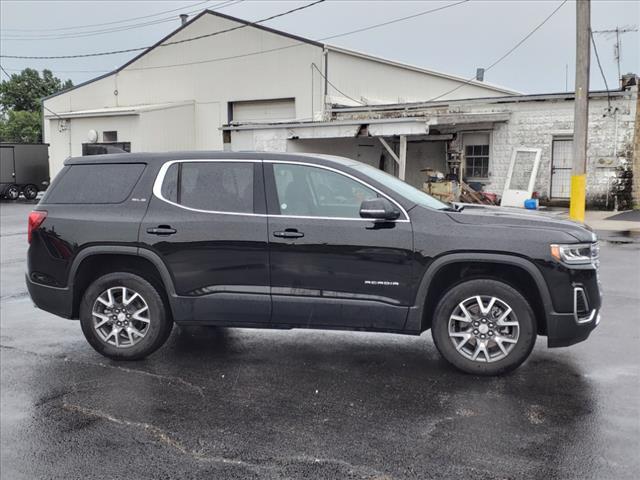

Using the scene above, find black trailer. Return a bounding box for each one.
[0,143,50,200]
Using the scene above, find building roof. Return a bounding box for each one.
[325,88,635,114]
[43,9,516,102]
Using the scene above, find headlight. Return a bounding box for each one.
[550,243,597,266]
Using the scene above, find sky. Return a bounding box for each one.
[1,0,638,95]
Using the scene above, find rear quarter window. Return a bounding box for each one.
[45,163,145,204]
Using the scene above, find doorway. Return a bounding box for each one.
[551,137,573,199]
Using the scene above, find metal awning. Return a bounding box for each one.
[221,117,430,139]
[221,111,510,138]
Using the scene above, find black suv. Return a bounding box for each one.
[26,152,601,375]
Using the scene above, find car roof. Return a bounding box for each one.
[65,151,360,168]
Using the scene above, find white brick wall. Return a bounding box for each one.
[444,93,637,206]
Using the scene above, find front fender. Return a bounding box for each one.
[405,253,554,333]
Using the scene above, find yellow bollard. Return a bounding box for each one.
[569,174,586,222]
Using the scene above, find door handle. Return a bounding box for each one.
[273,229,304,239]
[147,225,177,236]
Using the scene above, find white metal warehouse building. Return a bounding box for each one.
[42,8,516,176]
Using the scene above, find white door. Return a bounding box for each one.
[551,138,573,199]
[501,148,542,207]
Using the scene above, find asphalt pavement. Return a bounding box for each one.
[1,200,639,479]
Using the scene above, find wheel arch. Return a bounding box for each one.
[68,246,176,319]
[406,253,553,335]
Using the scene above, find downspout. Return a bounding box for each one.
[322,47,329,120]
[39,98,45,144]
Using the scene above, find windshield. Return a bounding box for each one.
[353,163,450,210]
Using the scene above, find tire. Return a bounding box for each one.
[4,184,20,200]
[79,272,173,360]
[431,279,536,376]
[23,184,38,200]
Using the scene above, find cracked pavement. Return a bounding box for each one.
[1,201,639,479]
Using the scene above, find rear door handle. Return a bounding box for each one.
[273,229,304,239]
[147,225,177,236]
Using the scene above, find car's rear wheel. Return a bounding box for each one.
[431,279,536,376]
[79,272,172,360]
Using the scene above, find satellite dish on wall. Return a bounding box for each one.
[87,129,98,143]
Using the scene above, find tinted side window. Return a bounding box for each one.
[46,163,145,204]
[273,163,377,218]
[161,163,178,203]
[177,162,254,213]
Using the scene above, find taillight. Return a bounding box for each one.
[28,210,47,244]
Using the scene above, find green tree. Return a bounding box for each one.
[0,68,72,142]
[0,110,41,143]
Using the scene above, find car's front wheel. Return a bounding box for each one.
[79,272,173,360]
[431,279,536,375]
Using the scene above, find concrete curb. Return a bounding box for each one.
[594,229,640,244]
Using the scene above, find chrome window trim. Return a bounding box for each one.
[152,158,411,222]
[152,159,264,217]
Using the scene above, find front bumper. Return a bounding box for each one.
[546,284,601,347]
[546,310,599,347]
[25,274,74,319]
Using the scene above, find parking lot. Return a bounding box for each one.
[1,200,639,479]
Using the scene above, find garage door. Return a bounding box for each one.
[231,98,295,122]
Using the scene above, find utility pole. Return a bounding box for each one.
[615,27,621,81]
[570,0,591,222]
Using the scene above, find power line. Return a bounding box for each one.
[120,1,470,103]
[311,63,365,105]
[1,0,470,75]
[321,0,469,41]
[0,0,325,59]
[0,0,472,106]
[2,0,213,33]
[590,29,611,109]
[1,7,210,41]
[155,0,326,48]
[42,104,66,122]
[0,0,469,61]
[1,1,243,41]
[44,0,470,74]
[1,67,110,74]
[426,0,568,102]
[0,65,11,79]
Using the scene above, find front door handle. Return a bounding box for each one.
[273,229,304,239]
[147,225,177,236]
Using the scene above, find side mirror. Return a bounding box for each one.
[359,197,400,221]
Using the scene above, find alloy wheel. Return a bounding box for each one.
[448,295,520,363]
[92,286,150,348]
